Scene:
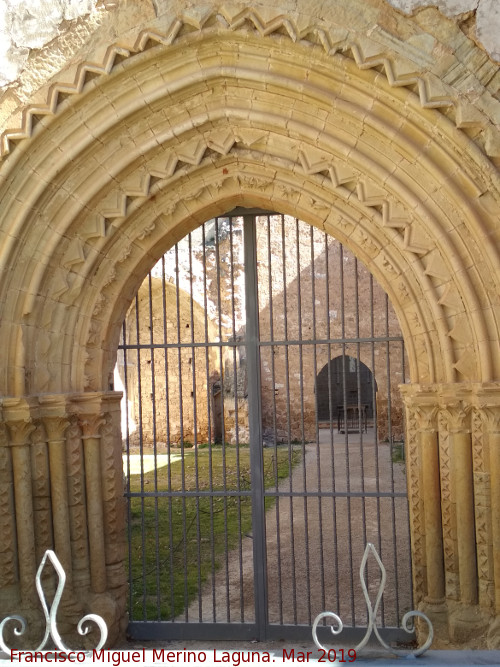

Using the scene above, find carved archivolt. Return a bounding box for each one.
[0,6,498,397]
[1,6,499,164]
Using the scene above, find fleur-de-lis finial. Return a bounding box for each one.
[0,550,107,656]
[312,543,433,657]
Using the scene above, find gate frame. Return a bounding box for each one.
[122,210,412,642]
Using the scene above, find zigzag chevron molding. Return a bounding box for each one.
[0,7,498,163]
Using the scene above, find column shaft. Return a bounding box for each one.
[83,435,107,593]
[48,438,73,579]
[421,429,445,600]
[453,430,477,605]
[11,443,36,600]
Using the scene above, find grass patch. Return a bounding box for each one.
[128,444,300,621]
[391,441,405,463]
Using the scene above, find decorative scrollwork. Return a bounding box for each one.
[0,550,107,656]
[312,543,433,657]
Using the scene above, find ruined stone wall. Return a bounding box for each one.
[120,216,406,447]
[255,217,406,443]
[116,221,249,448]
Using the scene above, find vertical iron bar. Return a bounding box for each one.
[354,259,367,555]
[123,321,133,620]
[229,217,245,622]
[339,243,355,623]
[134,293,147,619]
[188,233,202,623]
[281,215,297,623]
[370,273,384,622]
[147,272,161,620]
[214,218,231,621]
[310,225,326,614]
[386,295,399,623]
[325,234,340,616]
[244,213,268,640]
[174,243,189,621]
[267,215,283,623]
[161,254,176,621]
[295,218,311,624]
[202,222,217,622]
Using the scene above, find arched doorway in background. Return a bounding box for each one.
[316,356,376,425]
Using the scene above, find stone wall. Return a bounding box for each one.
[118,216,406,448]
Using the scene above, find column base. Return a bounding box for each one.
[448,602,490,644]
[487,615,500,649]
[418,598,449,644]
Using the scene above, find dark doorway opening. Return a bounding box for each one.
[316,355,376,428]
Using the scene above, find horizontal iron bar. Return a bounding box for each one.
[125,490,253,498]
[127,622,259,641]
[265,624,415,644]
[125,490,407,499]
[118,341,245,350]
[118,335,404,350]
[258,336,404,346]
[127,621,415,644]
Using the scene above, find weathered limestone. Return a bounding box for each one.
[0,393,126,645]
[402,384,500,646]
[0,0,498,650]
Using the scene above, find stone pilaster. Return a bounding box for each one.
[403,383,500,647]
[401,385,448,639]
[0,391,124,646]
[0,418,18,609]
[3,401,37,604]
[441,395,488,641]
[477,390,500,649]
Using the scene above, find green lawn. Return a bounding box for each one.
[127,444,300,621]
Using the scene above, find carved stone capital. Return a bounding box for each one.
[79,414,106,440]
[5,419,36,446]
[477,405,500,433]
[43,416,70,443]
[415,405,439,433]
[441,401,472,433]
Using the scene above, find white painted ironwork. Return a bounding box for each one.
[0,550,107,656]
[312,543,433,657]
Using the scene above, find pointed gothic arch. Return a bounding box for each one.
[0,2,499,647]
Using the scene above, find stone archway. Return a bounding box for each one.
[316,356,376,424]
[0,1,499,648]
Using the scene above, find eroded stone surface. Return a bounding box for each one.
[0,0,498,651]
[387,0,478,17]
[0,0,98,86]
[477,0,500,62]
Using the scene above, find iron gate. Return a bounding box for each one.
[117,211,412,642]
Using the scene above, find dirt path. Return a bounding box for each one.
[183,428,412,629]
